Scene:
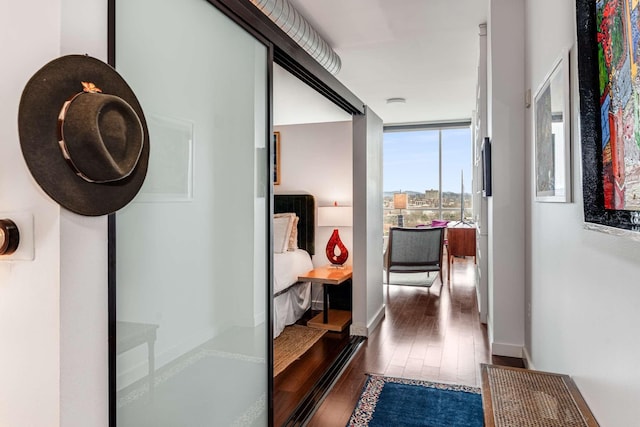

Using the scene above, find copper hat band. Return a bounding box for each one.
[57,92,93,182]
[56,82,107,183]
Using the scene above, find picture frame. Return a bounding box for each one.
[576,0,640,232]
[274,131,281,185]
[481,137,492,197]
[136,114,194,202]
[533,50,571,203]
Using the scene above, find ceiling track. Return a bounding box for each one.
[274,49,363,115]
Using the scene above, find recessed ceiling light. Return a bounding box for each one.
[386,97,407,104]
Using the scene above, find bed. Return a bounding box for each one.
[273,194,316,338]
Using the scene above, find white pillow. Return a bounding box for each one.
[274,212,298,251]
[289,216,299,250]
[273,215,294,254]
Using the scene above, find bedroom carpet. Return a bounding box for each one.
[347,374,483,427]
[274,325,327,377]
[383,271,439,287]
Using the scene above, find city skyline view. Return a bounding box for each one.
[383,127,472,194]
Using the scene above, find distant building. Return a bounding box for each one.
[424,189,439,200]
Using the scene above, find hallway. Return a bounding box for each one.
[306,258,523,426]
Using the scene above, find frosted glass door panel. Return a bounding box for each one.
[114,0,268,425]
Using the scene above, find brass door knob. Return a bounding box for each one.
[0,219,20,255]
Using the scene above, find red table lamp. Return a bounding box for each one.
[317,202,352,267]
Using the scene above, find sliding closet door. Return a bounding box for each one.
[113,0,269,425]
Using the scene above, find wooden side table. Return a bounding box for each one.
[447,225,476,281]
[298,265,352,332]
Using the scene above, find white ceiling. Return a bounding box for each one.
[274,0,488,126]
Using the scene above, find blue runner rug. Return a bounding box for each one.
[347,375,483,427]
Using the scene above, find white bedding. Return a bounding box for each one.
[274,249,313,294]
[273,249,314,338]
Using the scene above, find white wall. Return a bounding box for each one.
[275,121,353,267]
[1,0,109,425]
[60,1,110,424]
[487,0,526,357]
[274,121,353,309]
[273,64,352,126]
[525,1,640,425]
[352,108,385,337]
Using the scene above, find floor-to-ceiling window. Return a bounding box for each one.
[383,124,472,233]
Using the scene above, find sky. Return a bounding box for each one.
[383,128,472,194]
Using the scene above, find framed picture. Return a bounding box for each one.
[481,137,492,197]
[136,114,194,202]
[533,50,571,202]
[274,131,281,185]
[577,0,640,232]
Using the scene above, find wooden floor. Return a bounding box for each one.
[273,314,351,426]
[311,258,523,426]
[274,257,524,426]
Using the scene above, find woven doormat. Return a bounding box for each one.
[273,325,326,377]
[481,364,599,426]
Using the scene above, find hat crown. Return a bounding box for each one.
[18,54,149,216]
[61,92,143,183]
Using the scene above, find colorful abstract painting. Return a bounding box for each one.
[596,0,640,210]
[577,0,640,231]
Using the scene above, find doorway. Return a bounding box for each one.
[272,63,355,424]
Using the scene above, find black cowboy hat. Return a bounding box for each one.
[18,54,149,216]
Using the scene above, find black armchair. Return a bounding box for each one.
[384,227,445,286]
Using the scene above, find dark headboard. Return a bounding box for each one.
[275,194,315,255]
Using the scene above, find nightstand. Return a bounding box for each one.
[298,265,352,332]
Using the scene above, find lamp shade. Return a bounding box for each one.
[393,193,408,210]
[317,206,352,227]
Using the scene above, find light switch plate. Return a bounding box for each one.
[0,212,34,261]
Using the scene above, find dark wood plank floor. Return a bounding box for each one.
[305,257,524,426]
[273,315,351,426]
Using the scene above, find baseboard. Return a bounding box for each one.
[368,304,386,335]
[350,323,367,336]
[522,346,535,370]
[491,341,523,358]
[350,304,385,337]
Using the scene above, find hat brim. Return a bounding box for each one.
[18,54,149,216]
